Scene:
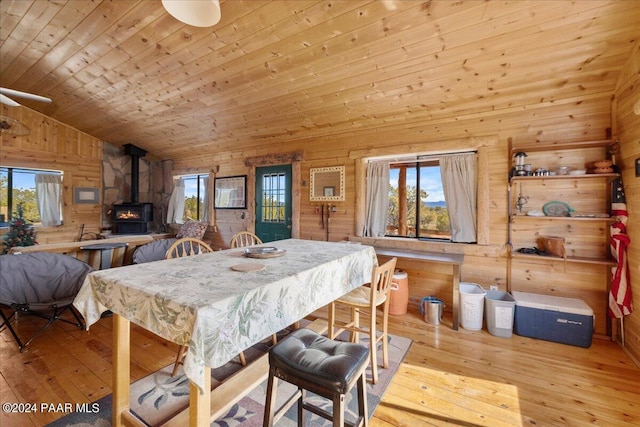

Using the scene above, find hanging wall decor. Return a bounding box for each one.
[214,175,246,209]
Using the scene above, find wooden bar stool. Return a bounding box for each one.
[263,328,369,427]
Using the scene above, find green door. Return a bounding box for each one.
[255,165,292,243]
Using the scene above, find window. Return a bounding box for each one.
[261,172,286,223]
[388,159,450,240]
[0,167,63,226]
[181,174,209,221]
[356,138,492,245]
[364,151,477,243]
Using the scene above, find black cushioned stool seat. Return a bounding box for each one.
[263,327,370,427]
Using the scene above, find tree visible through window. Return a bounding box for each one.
[387,160,451,240]
[261,172,286,223]
[182,174,207,221]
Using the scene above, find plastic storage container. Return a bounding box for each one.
[513,291,594,348]
[389,270,409,315]
[485,290,515,337]
[459,282,486,330]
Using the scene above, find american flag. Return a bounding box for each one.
[609,175,633,318]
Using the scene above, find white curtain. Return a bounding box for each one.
[440,153,477,243]
[167,178,185,224]
[364,161,390,237]
[201,176,210,222]
[35,173,62,226]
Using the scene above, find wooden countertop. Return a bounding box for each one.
[374,247,464,265]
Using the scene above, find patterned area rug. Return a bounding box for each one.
[47,328,411,427]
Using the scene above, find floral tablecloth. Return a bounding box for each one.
[73,239,377,392]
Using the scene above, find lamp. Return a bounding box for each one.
[513,151,529,176]
[162,0,221,27]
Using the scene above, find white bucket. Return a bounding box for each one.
[459,282,486,330]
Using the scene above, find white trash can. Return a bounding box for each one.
[459,282,486,331]
[485,290,515,337]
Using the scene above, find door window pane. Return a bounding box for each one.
[261,173,285,223]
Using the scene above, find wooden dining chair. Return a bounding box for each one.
[165,238,249,375]
[327,257,398,384]
[230,231,262,248]
[166,237,213,259]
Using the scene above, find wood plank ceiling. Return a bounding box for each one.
[1,0,638,160]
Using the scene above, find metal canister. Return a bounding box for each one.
[420,296,445,325]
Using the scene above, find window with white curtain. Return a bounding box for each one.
[0,167,63,227]
[166,174,210,224]
[366,151,478,243]
[181,174,209,222]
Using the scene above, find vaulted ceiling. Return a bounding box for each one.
[1,1,638,160]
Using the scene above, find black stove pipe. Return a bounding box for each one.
[123,143,147,204]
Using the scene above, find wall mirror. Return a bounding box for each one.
[310,166,345,202]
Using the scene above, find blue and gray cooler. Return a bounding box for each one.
[513,291,594,348]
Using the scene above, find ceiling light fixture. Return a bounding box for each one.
[161,0,221,27]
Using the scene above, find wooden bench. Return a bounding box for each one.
[373,247,464,330]
[8,235,154,270]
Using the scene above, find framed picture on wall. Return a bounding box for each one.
[214,175,247,209]
[74,187,99,204]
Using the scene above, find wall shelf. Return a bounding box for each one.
[507,137,617,337]
[511,252,616,266]
[510,173,619,183]
[510,215,615,223]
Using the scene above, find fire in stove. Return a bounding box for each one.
[118,210,141,220]
[112,202,153,234]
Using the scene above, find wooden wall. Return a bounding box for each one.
[0,36,636,356]
[613,39,640,363]
[0,105,103,244]
[173,92,620,336]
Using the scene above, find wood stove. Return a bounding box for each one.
[112,202,153,234]
[112,143,154,234]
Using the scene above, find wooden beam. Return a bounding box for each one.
[244,151,305,167]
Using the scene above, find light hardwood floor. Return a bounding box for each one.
[1,303,639,426]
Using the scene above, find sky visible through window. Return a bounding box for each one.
[183,176,199,199]
[7,171,35,190]
[389,166,444,203]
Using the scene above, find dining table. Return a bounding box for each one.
[73,238,377,427]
